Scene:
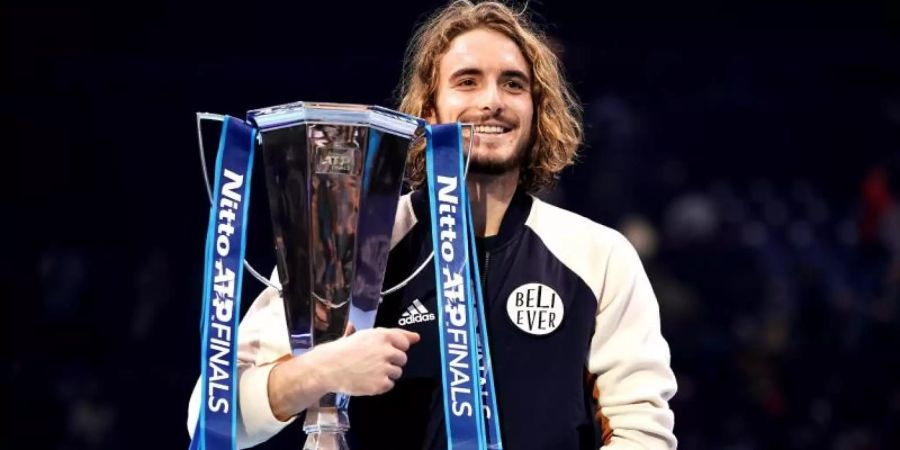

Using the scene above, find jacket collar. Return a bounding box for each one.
[410,185,533,251]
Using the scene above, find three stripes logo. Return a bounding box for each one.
[398,299,436,326]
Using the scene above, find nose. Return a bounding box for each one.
[478,83,503,116]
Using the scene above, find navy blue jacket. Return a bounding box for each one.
[347,188,672,449]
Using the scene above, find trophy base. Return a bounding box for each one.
[303,405,350,450]
[303,431,349,450]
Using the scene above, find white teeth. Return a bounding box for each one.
[474,125,507,134]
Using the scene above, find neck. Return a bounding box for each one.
[467,169,519,237]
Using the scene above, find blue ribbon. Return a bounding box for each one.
[190,116,256,450]
[426,123,503,450]
[464,193,504,450]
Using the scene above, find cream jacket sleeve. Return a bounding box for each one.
[187,284,296,449]
[588,235,678,449]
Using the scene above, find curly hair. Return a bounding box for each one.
[397,0,583,193]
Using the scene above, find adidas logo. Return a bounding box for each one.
[398,299,436,326]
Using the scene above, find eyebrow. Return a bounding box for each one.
[448,67,531,83]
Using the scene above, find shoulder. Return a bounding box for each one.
[525,196,642,300]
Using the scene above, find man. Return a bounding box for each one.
[188,1,676,449]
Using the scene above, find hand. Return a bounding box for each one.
[308,327,421,396]
[268,327,421,420]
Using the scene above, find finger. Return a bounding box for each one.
[379,378,396,394]
[385,329,420,350]
[344,321,356,337]
[385,365,403,381]
[384,329,412,350]
[386,348,408,367]
[401,330,421,344]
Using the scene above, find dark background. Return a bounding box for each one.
[4,0,900,449]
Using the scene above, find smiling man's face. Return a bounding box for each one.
[432,28,534,175]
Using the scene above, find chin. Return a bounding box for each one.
[468,153,523,176]
[471,143,514,159]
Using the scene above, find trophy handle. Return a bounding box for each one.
[195,112,282,293]
[378,123,476,297]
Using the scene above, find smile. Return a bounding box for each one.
[474,125,511,135]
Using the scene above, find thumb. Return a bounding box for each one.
[398,329,421,345]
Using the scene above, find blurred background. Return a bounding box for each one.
[4,0,899,449]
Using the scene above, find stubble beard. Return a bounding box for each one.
[467,139,530,176]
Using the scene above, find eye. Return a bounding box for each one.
[504,79,526,92]
[455,78,477,88]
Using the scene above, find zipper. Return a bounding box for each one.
[480,250,490,287]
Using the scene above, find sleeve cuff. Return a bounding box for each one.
[239,363,295,442]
